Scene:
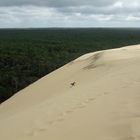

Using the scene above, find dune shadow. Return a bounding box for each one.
[83,52,104,70]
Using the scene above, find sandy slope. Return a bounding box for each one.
[0,45,140,140]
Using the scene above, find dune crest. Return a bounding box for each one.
[0,44,140,140]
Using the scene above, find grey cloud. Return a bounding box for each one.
[0,0,140,27]
[0,0,140,15]
[0,0,116,7]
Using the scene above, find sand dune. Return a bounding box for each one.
[0,44,140,140]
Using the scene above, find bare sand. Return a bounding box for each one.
[0,44,140,140]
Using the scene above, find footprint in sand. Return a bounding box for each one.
[26,130,38,137]
[25,96,97,138]
[46,115,65,127]
[55,117,65,122]
[88,97,96,101]
[38,126,47,132]
[96,94,102,97]
[40,97,97,131]
[76,102,87,109]
[27,125,48,137]
[25,130,34,137]
[47,120,55,125]
[83,97,96,104]
[103,92,110,95]
[69,98,96,111]
[65,109,75,114]
[83,99,90,104]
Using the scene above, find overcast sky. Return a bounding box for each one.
[0,0,140,28]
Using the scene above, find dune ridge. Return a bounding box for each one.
[0,44,140,140]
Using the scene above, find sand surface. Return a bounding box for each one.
[0,45,140,140]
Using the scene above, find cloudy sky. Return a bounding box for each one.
[0,0,140,28]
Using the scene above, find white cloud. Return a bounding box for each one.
[126,15,140,21]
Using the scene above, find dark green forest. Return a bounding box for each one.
[1,28,140,103]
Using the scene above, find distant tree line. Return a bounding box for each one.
[1,28,140,103]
